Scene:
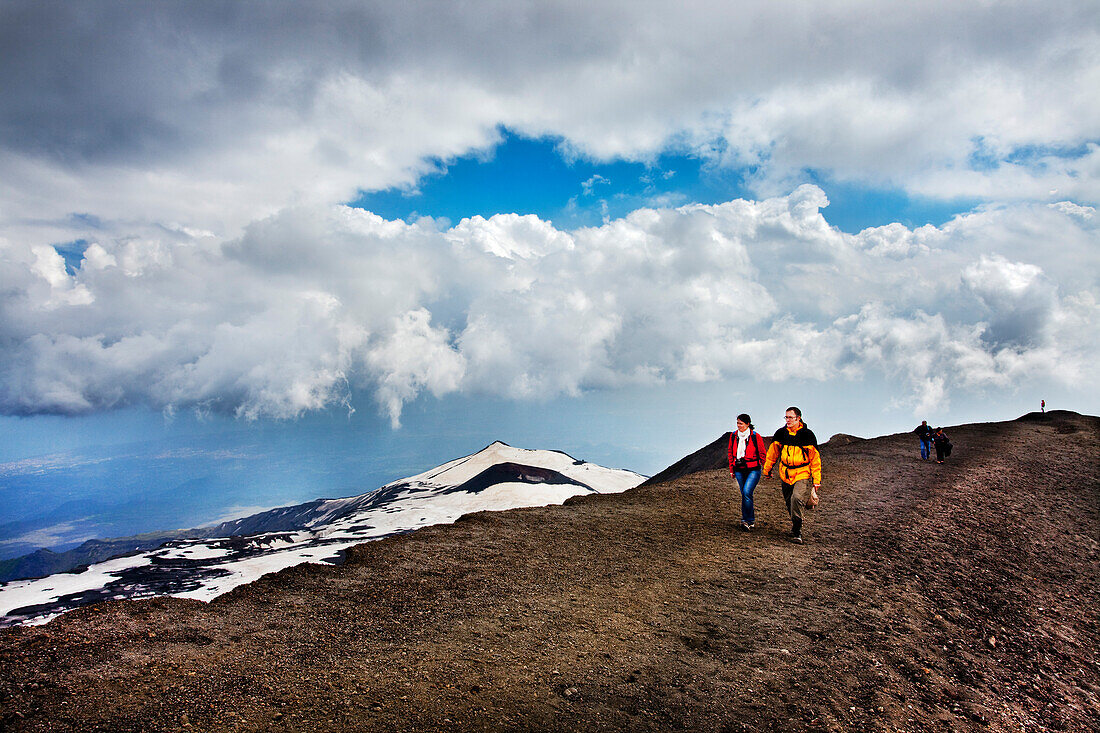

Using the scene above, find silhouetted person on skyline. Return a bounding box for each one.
[913,420,934,461]
[933,427,952,464]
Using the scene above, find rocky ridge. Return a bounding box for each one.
[0,412,1097,732]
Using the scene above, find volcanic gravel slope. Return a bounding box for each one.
[1,411,1097,732]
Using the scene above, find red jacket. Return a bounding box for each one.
[728,430,767,473]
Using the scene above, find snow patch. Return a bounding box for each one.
[0,443,645,626]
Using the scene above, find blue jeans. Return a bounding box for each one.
[734,469,761,524]
[919,438,932,460]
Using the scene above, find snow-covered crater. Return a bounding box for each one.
[0,442,644,627]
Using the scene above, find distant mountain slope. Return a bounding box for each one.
[642,431,776,486]
[0,530,200,585]
[0,442,644,626]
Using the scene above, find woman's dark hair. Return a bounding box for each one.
[736,413,753,429]
[785,406,802,418]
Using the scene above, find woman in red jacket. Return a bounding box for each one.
[728,413,767,530]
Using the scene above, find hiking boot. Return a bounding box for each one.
[741,521,754,531]
[789,533,803,544]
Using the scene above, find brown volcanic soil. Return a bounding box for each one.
[1,411,1098,732]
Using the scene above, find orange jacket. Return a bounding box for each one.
[762,423,822,485]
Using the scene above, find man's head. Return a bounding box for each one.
[784,407,802,428]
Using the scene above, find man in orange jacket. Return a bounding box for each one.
[762,406,822,544]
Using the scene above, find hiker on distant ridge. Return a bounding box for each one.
[762,407,821,545]
[933,427,952,464]
[912,420,934,461]
[1041,399,1046,413]
[728,413,767,531]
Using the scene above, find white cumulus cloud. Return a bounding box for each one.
[1,187,1096,423]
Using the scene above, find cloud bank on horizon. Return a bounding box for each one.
[1,1,1098,426]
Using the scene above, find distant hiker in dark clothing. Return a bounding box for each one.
[913,420,934,460]
[933,427,952,464]
[762,407,822,544]
[728,413,767,531]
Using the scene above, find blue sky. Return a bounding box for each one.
[0,1,1097,557]
[352,129,980,233]
[351,129,754,229]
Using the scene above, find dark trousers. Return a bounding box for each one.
[781,479,812,535]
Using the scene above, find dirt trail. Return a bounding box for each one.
[1,412,1098,732]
